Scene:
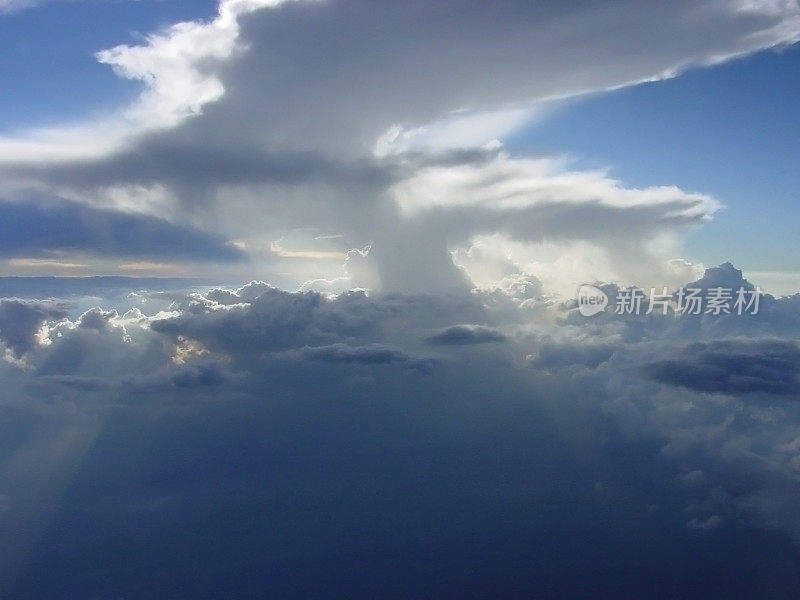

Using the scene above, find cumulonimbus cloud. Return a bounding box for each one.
[0,0,797,286]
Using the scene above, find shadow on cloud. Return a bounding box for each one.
[0,200,244,262]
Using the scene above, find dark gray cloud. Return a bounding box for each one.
[529,340,618,370]
[151,285,486,358]
[685,261,756,292]
[277,342,440,371]
[76,308,117,331]
[424,324,506,346]
[0,298,69,356]
[34,374,109,391]
[643,339,800,396]
[121,360,233,392]
[2,273,800,598]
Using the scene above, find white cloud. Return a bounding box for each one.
[3,0,800,164]
[0,0,293,161]
[384,153,718,293]
[391,155,718,217]
[0,0,797,286]
[0,0,39,15]
[374,106,541,156]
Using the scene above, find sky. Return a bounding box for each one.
[510,43,800,283]
[0,0,798,294]
[0,0,218,129]
[2,1,800,598]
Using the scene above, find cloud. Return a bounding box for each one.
[374,153,719,291]
[0,275,211,301]
[688,514,724,530]
[276,342,439,370]
[528,339,618,369]
[76,308,118,331]
[2,0,799,162]
[34,374,109,391]
[0,0,798,283]
[2,268,800,596]
[0,298,69,357]
[0,0,288,159]
[149,284,486,365]
[424,324,507,346]
[643,339,800,396]
[0,200,244,263]
[163,0,799,159]
[0,0,40,15]
[685,261,757,292]
[121,360,233,391]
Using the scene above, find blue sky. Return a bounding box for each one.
[511,43,800,275]
[0,0,217,132]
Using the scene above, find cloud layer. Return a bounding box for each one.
[2,266,800,596]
